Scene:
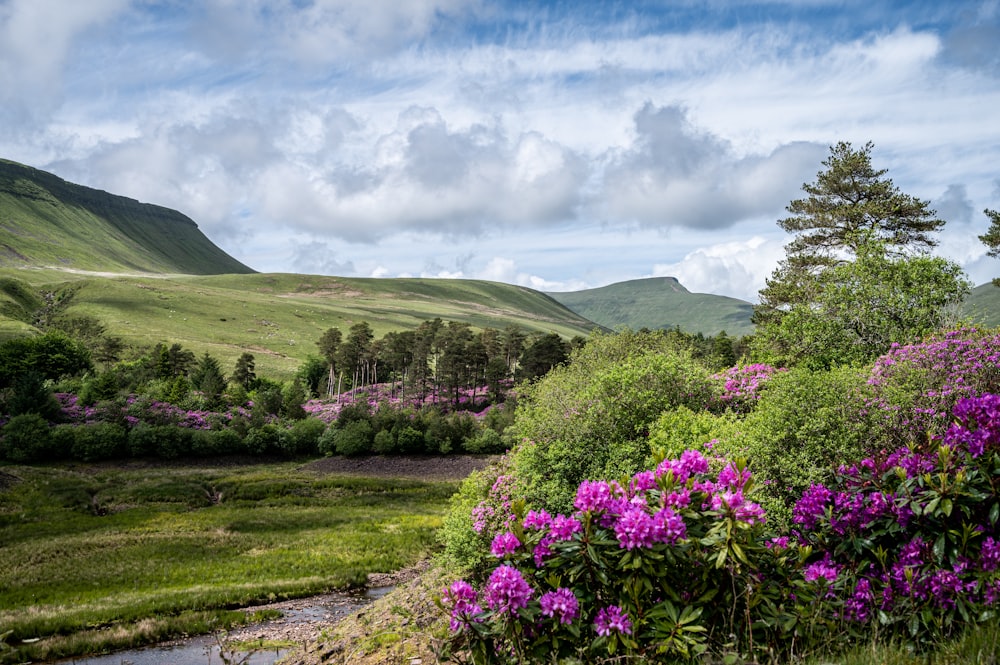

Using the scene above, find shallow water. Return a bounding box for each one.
[51,587,393,665]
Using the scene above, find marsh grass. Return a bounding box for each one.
[0,460,458,664]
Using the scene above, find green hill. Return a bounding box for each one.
[0,270,600,379]
[547,277,755,336]
[962,282,1000,328]
[0,159,253,275]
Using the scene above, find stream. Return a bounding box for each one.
[51,587,393,665]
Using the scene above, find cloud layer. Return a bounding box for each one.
[1,0,998,301]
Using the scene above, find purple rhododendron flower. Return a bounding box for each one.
[539,588,579,625]
[442,580,483,632]
[490,531,521,558]
[982,536,1000,572]
[656,449,710,484]
[793,484,833,530]
[594,605,632,636]
[484,564,533,614]
[523,509,552,530]
[630,470,656,495]
[574,480,624,514]
[653,507,686,544]
[549,514,582,541]
[717,462,751,490]
[614,506,656,549]
[804,555,840,583]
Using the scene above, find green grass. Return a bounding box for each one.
[0,270,600,379]
[0,460,458,663]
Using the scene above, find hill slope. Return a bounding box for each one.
[0,270,601,379]
[962,282,1000,328]
[547,277,755,336]
[0,159,254,275]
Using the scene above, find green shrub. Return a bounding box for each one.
[712,365,871,527]
[278,417,326,455]
[439,456,512,572]
[5,371,61,419]
[70,423,127,461]
[50,424,76,459]
[244,423,282,455]
[77,371,120,406]
[396,425,424,454]
[648,405,731,459]
[190,428,244,456]
[372,428,397,454]
[511,339,716,513]
[0,413,53,462]
[462,428,506,454]
[334,420,373,456]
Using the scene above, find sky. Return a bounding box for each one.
[1,0,998,302]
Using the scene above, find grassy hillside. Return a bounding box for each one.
[0,159,253,275]
[0,269,600,379]
[548,276,755,336]
[963,282,1000,328]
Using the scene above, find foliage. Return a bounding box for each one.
[758,141,945,316]
[753,238,970,368]
[4,370,61,419]
[516,332,569,382]
[440,457,515,573]
[980,208,1000,287]
[67,423,128,461]
[647,406,732,460]
[709,363,785,414]
[510,331,716,513]
[865,327,1000,450]
[440,453,819,664]
[712,365,872,528]
[442,394,1000,663]
[0,413,53,462]
[753,142,962,368]
[0,331,92,388]
[333,419,375,456]
[793,393,1000,647]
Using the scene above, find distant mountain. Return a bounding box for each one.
[0,159,254,275]
[547,277,755,336]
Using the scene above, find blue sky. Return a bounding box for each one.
[1,0,998,301]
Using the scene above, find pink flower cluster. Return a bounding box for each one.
[712,363,785,412]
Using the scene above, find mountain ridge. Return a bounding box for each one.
[0,158,254,275]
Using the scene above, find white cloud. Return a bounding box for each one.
[598,103,826,230]
[652,235,788,303]
[0,0,127,96]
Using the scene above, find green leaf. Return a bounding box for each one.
[989,502,999,525]
[933,533,946,562]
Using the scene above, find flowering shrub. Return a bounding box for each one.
[710,363,786,414]
[793,392,1000,646]
[439,451,832,663]
[866,328,1000,449]
[441,395,1000,662]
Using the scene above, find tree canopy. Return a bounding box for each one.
[979,208,1000,286]
[752,142,967,368]
[756,141,947,322]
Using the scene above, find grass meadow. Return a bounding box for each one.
[0,459,458,664]
[0,269,599,380]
